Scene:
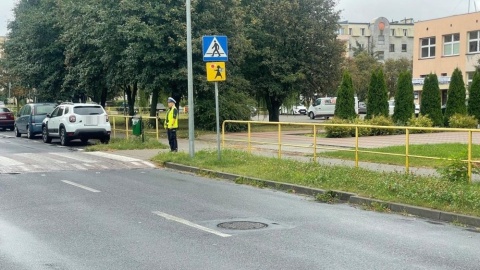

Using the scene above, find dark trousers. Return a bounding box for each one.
[167,128,178,151]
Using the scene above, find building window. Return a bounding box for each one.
[467,71,476,85]
[349,28,352,35]
[389,44,395,52]
[391,29,396,36]
[402,44,407,52]
[403,29,408,36]
[421,37,436,58]
[377,51,385,60]
[338,28,345,35]
[378,35,385,45]
[443,33,460,56]
[468,30,480,53]
[361,28,365,36]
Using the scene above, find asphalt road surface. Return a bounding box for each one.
[1,131,480,270]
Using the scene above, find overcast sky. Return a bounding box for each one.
[0,0,479,36]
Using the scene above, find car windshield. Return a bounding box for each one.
[74,106,105,115]
[34,105,56,115]
[1,108,10,112]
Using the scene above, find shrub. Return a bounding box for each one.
[406,115,433,134]
[393,71,415,125]
[335,71,357,120]
[367,115,396,135]
[444,68,467,126]
[468,71,480,121]
[448,113,478,129]
[324,118,354,138]
[351,118,372,137]
[420,74,444,127]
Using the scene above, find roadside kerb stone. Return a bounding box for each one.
[164,162,480,228]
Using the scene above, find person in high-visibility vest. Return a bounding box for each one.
[164,97,178,152]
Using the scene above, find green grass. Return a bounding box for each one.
[152,149,480,217]
[85,137,168,151]
[317,143,480,168]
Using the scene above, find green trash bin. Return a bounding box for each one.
[132,117,142,136]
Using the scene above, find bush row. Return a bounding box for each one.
[324,114,478,138]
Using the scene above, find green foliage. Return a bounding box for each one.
[448,113,478,128]
[420,74,444,126]
[195,89,254,132]
[368,115,396,135]
[393,71,415,125]
[444,68,467,126]
[344,52,382,101]
[468,71,480,121]
[437,152,478,183]
[384,58,412,98]
[315,191,339,204]
[351,118,372,136]
[366,68,389,118]
[324,118,353,138]
[406,115,434,134]
[334,71,356,120]
[85,137,167,151]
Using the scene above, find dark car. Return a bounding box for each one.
[14,103,57,139]
[0,107,15,131]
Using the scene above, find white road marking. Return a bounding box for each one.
[131,161,142,166]
[85,152,142,162]
[0,156,24,166]
[152,211,231,238]
[16,153,67,164]
[71,164,87,170]
[142,161,156,168]
[61,180,101,193]
[49,152,96,163]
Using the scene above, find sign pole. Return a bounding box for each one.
[186,0,195,157]
[215,82,221,160]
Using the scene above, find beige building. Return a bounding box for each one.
[338,17,414,61]
[0,36,5,59]
[412,12,480,105]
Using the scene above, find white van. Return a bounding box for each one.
[307,97,359,120]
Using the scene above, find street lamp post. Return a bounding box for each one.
[186,0,195,157]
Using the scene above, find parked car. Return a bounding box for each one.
[42,103,111,146]
[292,104,307,115]
[388,100,395,116]
[0,107,15,131]
[415,104,420,117]
[14,103,57,139]
[156,103,167,112]
[358,102,367,114]
[307,97,336,119]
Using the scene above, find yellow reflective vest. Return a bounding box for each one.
[164,107,178,129]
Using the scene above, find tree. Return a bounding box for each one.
[392,71,414,125]
[468,71,480,121]
[384,58,412,98]
[420,74,443,126]
[366,68,389,118]
[444,68,467,126]
[334,71,356,119]
[242,0,342,122]
[343,51,382,102]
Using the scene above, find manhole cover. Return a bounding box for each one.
[217,221,268,230]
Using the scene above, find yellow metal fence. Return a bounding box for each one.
[109,115,161,140]
[222,120,480,182]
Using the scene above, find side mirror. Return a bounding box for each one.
[46,113,51,118]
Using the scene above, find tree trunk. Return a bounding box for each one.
[100,86,107,108]
[149,88,159,126]
[126,83,138,117]
[266,95,282,122]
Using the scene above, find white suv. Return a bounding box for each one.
[42,103,111,146]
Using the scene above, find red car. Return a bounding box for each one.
[0,107,15,131]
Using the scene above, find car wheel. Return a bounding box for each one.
[14,126,21,137]
[42,126,52,143]
[309,112,315,120]
[60,127,69,146]
[81,138,89,144]
[100,136,110,144]
[27,126,34,139]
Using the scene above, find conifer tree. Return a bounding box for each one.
[420,73,443,126]
[468,71,480,121]
[366,70,378,119]
[393,71,415,125]
[334,71,357,119]
[444,68,467,126]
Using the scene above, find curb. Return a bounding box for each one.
[164,162,480,228]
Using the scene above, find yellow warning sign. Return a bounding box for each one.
[206,62,226,82]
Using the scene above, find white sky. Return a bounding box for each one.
[336,0,480,23]
[0,0,479,36]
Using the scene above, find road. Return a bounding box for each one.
[1,130,480,269]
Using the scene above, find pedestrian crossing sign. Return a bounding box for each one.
[203,36,228,62]
[206,62,226,82]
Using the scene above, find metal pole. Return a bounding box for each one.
[8,82,11,99]
[186,0,195,158]
[215,82,221,160]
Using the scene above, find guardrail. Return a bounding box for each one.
[222,120,480,182]
[109,115,161,140]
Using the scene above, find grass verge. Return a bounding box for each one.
[85,137,168,151]
[152,149,480,217]
[317,143,480,168]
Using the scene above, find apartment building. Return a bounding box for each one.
[412,12,480,105]
[0,36,5,59]
[338,17,414,61]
